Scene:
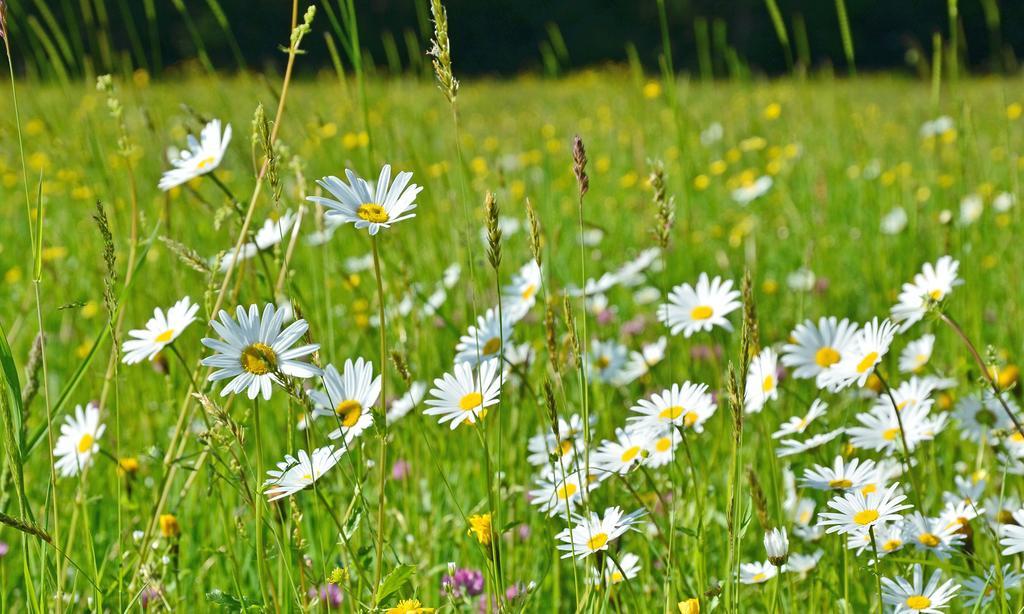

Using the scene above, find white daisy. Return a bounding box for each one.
[903,512,963,559]
[554,506,644,560]
[216,211,298,272]
[890,256,962,332]
[597,552,641,585]
[201,304,321,400]
[502,260,542,322]
[121,296,199,364]
[310,359,382,444]
[592,428,649,476]
[614,337,667,385]
[954,391,1014,443]
[773,399,828,439]
[731,175,773,205]
[817,318,898,391]
[801,457,877,492]
[961,565,1024,608]
[881,564,959,614]
[776,428,845,458]
[586,339,628,383]
[627,381,717,433]
[309,164,421,235]
[529,468,592,517]
[739,560,778,584]
[899,334,936,374]
[612,248,660,287]
[999,509,1024,555]
[818,483,912,535]
[764,527,789,566]
[424,358,502,430]
[263,445,342,501]
[744,347,780,413]
[454,308,513,366]
[781,317,859,381]
[657,273,741,338]
[872,377,937,415]
[847,404,941,454]
[643,427,682,468]
[159,119,232,191]
[786,550,823,577]
[54,402,105,477]
[387,381,426,425]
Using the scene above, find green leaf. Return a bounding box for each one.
[375,564,416,605]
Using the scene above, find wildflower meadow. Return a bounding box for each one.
[2,1,1024,612]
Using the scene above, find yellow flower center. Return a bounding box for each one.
[559,440,573,456]
[882,538,902,551]
[195,155,216,169]
[301,473,313,481]
[620,446,641,463]
[655,437,672,452]
[828,478,852,489]
[155,329,175,343]
[586,532,609,550]
[240,342,277,375]
[856,351,879,374]
[659,405,684,421]
[596,355,610,369]
[335,399,363,427]
[356,203,389,224]
[928,289,944,300]
[752,573,766,582]
[853,509,879,525]
[861,484,877,495]
[917,532,940,547]
[882,427,900,441]
[556,483,578,500]
[683,411,699,427]
[799,510,812,524]
[610,571,623,583]
[762,375,775,393]
[815,346,840,368]
[690,305,714,320]
[77,433,94,453]
[481,337,501,355]
[906,595,931,610]
[459,392,483,411]
[521,284,537,300]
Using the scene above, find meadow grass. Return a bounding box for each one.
[1,63,1024,612]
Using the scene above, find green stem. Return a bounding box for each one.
[370,235,389,598]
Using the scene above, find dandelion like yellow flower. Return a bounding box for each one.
[1009,103,1023,120]
[678,598,700,614]
[118,457,140,476]
[386,599,434,614]
[160,514,180,538]
[763,102,782,120]
[642,81,662,99]
[468,513,493,546]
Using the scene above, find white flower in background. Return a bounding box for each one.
[817,318,898,391]
[786,550,823,577]
[442,263,462,288]
[847,403,943,454]
[454,308,513,365]
[615,336,667,385]
[993,191,1016,212]
[954,392,1015,443]
[529,469,592,516]
[201,304,320,400]
[424,358,502,430]
[786,267,816,292]
[592,428,650,477]
[739,560,778,584]
[903,512,963,559]
[159,119,232,191]
[121,296,199,364]
[628,381,717,434]
[782,317,860,382]
[700,121,723,145]
[764,528,789,566]
[502,260,542,322]
[959,193,984,226]
[776,429,845,458]
[263,446,342,501]
[479,216,521,244]
[773,399,828,439]
[54,403,105,477]
[592,552,641,585]
[344,254,374,273]
[658,273,741,337]
[899,334,935,373]
[643,427,682,468]
[919,116,954,138]
[744,347,780,413]
[554,506,644,560]
[999,509,1024,555]
[732,175,773,205]
[216,211,298,272]
[801,456,877,492]
[960,566,1023,608]
[881,564,959,613]
[891,256,962,331]
[309,165,421,235]
[586,339,628,383]
[387,381,426,425]
[613,248,660,287]
[881,206,908,235]
[310,359,382,444]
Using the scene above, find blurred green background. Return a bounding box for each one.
[6,0,1023,81]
